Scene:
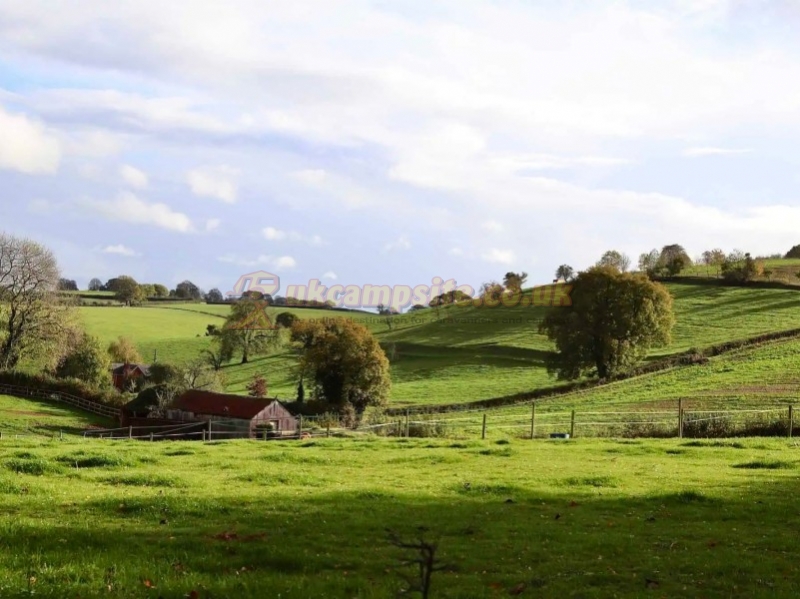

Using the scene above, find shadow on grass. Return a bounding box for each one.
[2,477,800,597]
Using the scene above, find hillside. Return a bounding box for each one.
[78,280,800,407]
[0,394,111,436]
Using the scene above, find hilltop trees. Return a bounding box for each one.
[0,233,76,370]
[503,271,528,293]
[174,280,202,300]
[596,250,631,273]
[152,284,169,298]
[658,244,691,276]
[701,248,726,277]
[88,278,103,291]
[58,278,78,291]
[205,288,224,303]
[786,245,800,259]
[721,250,760,283]
[114,276,144,306]
[290,318,390,415]
[539,266,675,380]
[555,264,575,282]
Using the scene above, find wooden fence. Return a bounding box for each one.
[0,383,121,420]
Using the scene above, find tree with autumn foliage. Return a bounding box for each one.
[246,373,268,398]
[290,318,390,415]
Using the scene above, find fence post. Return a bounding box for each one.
[326,424,331,438]
[59,430,63,441]
[789,405,794,439]
[150,432,154,442]
[405,410,410,438]
[298,415,304,439]
[128,426,132,439]
[481,414,487,440]
[530,402,536,440]
[678,399,683,439]
[570,410,575,438]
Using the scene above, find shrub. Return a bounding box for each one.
[275,312,299,328]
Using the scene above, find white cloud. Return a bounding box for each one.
[682,147,753,157]
[186,165,239,203]
[205,218,221,232]
[81,192,193,233]
[0,105,61,174]
[100,244,139,256]
[492,154,634,172]
[482,248,516,264]
[218,253,296,271]
[322,271,338,280]
[120,164,148,189]
[481,220,504,233]
[262,227,324,245]
[448,247,464,256]
[263,227,286,240]
[384,235,411,252]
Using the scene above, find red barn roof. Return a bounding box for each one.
[172,390,276,420]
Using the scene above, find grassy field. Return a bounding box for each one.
[1,433,800,597]
[0,395,112,437]
[76,281,800,407]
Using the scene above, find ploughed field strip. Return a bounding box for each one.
[1,436,800,597]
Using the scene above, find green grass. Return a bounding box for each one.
[0,394,112,437]
[0,435,800,596]
[78,281,800,407]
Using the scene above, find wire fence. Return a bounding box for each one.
[72,401,800,442]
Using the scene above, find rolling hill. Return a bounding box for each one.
[77,277,800,408]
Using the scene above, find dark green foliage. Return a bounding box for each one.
[785,244,800,259]
[539,267,676,380]
[275,312,299,328]
[55,334,111,388]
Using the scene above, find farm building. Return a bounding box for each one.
[110,363,150,390]
[166,389,298,439]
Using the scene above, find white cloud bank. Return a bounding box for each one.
[82,192,193,233]
[186,165,239,203]
[0,105,61,174]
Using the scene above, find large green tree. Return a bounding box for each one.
[114,276,144,306]
[539,266,675,380]
[290,318,390,414]
[0,233,76,370]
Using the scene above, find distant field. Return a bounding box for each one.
[78,281,800,407]
[1,435,800,597]
[682,257,800,281]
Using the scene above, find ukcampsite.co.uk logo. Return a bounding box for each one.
[226,270,572,312]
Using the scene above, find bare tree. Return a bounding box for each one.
[0,233,76,370]
[386,529,449,599]
[596,250,631,273]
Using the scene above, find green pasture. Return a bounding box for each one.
[77,281,800,407]
[0,434,799,597]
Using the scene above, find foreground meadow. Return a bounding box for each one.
[1,436,800,597]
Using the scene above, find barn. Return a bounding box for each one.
[110,363,151,390]
[166,389,298,439]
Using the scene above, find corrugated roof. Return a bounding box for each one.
[172,389,279,419]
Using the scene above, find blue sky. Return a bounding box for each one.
[2,0,800,294]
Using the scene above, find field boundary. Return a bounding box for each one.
[389,326,800,415]
[0,384,120,420]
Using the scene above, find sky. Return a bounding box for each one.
[2,0,800,296]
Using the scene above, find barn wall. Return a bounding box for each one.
[252,402,297,432]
